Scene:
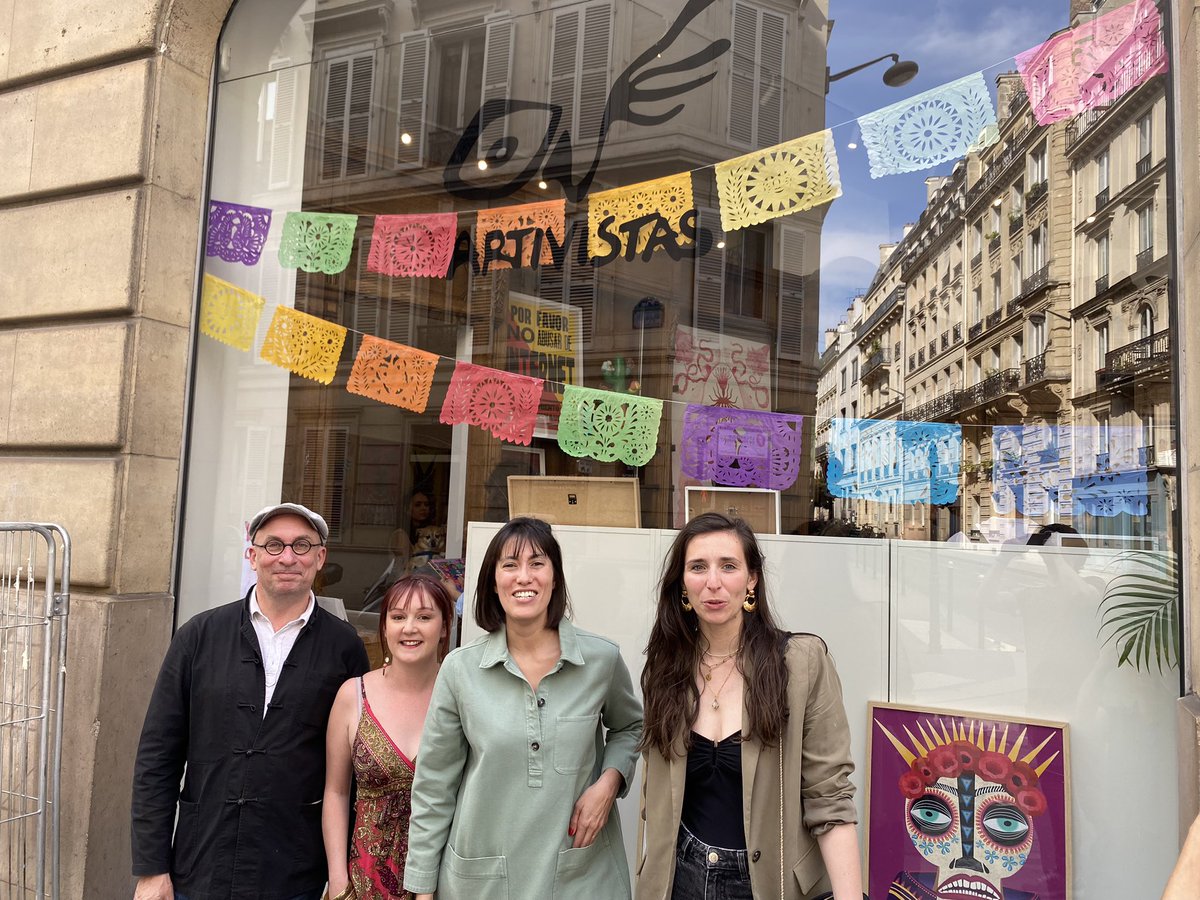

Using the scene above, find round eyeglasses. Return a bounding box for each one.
[253,538,320,556]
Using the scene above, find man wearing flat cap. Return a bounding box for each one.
[131,503,370,900]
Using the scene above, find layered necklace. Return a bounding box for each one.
[699,644,741,710]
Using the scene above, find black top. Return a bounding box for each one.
[131,590,370,899]
[680,730,746,849]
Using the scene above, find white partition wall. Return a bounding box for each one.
[462,524,1179,894]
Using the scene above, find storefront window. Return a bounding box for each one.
[183,0,1183,890]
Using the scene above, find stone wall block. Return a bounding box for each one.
[3,0,157,85]
[0,191,140,322]
[6,322,131,448]
[0,458,120,587]
[0,87,35,197]
[0,332,14,442]
[115,454,181,593]
[128,318,189,460]
[159,0,226,78]
[150,58,210,200]
[0,0,12,81]
[58,592,174,900]
[141,185,202,327]
[26,59,151,198]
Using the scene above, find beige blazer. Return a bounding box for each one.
[635,635,857,900]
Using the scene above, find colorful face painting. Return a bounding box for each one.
[867,704,1069,900]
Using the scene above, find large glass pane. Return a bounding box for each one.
[183,0,1184,892]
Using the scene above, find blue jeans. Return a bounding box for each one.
[670,824,753,900]
[176,892,323,900]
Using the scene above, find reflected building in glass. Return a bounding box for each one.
[190,0,834,613]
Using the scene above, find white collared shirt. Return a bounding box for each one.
[250,590,315,717]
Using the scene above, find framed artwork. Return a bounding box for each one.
[867,703,1070,900]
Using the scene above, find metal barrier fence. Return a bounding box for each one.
[0,525,69,900]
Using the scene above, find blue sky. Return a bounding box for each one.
[817,1,1068,339]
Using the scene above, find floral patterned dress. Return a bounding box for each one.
[345,677,416,900]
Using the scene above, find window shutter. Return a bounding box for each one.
[577,3,612,145]
[301,426,349,543]
[693,208,725,333]
[481,13,514,158]
[346,54,374,177]
[728,2,757,147]
[757,9,785,146]
[352,296,379,357]
[388,278,414,346]
[468,226,501,355]
[549,8,580,140]
[324,427,348,542]
[397,32,430,168]
[320,51,375,181]
[566,217,596,347]
[777,225,806,361]
[268,60,296,190]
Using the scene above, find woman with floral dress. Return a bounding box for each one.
[322,574,455,900]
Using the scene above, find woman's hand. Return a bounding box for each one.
[569,768,624,848]
[326,871,351,898]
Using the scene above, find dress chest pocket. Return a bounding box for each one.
[553,713,599,774]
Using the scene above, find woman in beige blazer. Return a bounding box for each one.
[636,513,863,900]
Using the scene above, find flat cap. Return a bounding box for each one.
[248,502,329,543]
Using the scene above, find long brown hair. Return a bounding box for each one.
[639,513,789,759]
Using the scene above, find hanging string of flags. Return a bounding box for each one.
[198,3,1166,493]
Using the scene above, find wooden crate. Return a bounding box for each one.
[507,476,641,527]
[684,486,781,534]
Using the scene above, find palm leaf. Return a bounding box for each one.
[1097,551,1180,674]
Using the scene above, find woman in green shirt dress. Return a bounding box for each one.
[404,517,643,899]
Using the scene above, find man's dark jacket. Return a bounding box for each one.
[131,590,370,899]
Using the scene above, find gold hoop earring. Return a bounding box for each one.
[742,587,757,613]
[681,588,692,612]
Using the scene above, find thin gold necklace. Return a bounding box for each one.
[705,661,737,710]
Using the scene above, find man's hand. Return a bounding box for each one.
[133,873,173,900]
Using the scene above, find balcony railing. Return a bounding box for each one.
[1095,274,1109,296]
[1006,300,1021,319]
[1021,264,1049,298]
[859,284,906,337]
[953,262,962,279]
[986,309,1003,329]
[941,331,949,351]
[907,391,959,423]
[1101,330,1171,379]
[1136,154,1152,178]
[957,368,1020,410]
[1024,351,1048,384]
[1095,187,1110,210]
[928,340,937,358]
[941,273,950,288]
[952,323,963,344]
[969,321,983,341]
[1025,180,1048,206]
[908,354,916,372]
[1009,214,1023,234]
[971,251,983,269]
[862,348,893,379]
[918,348,926,366]
[1137,247,1154,269]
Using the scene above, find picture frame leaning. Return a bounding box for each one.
[866,702,1071,900]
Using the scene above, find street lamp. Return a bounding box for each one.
[826,53,919,91]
